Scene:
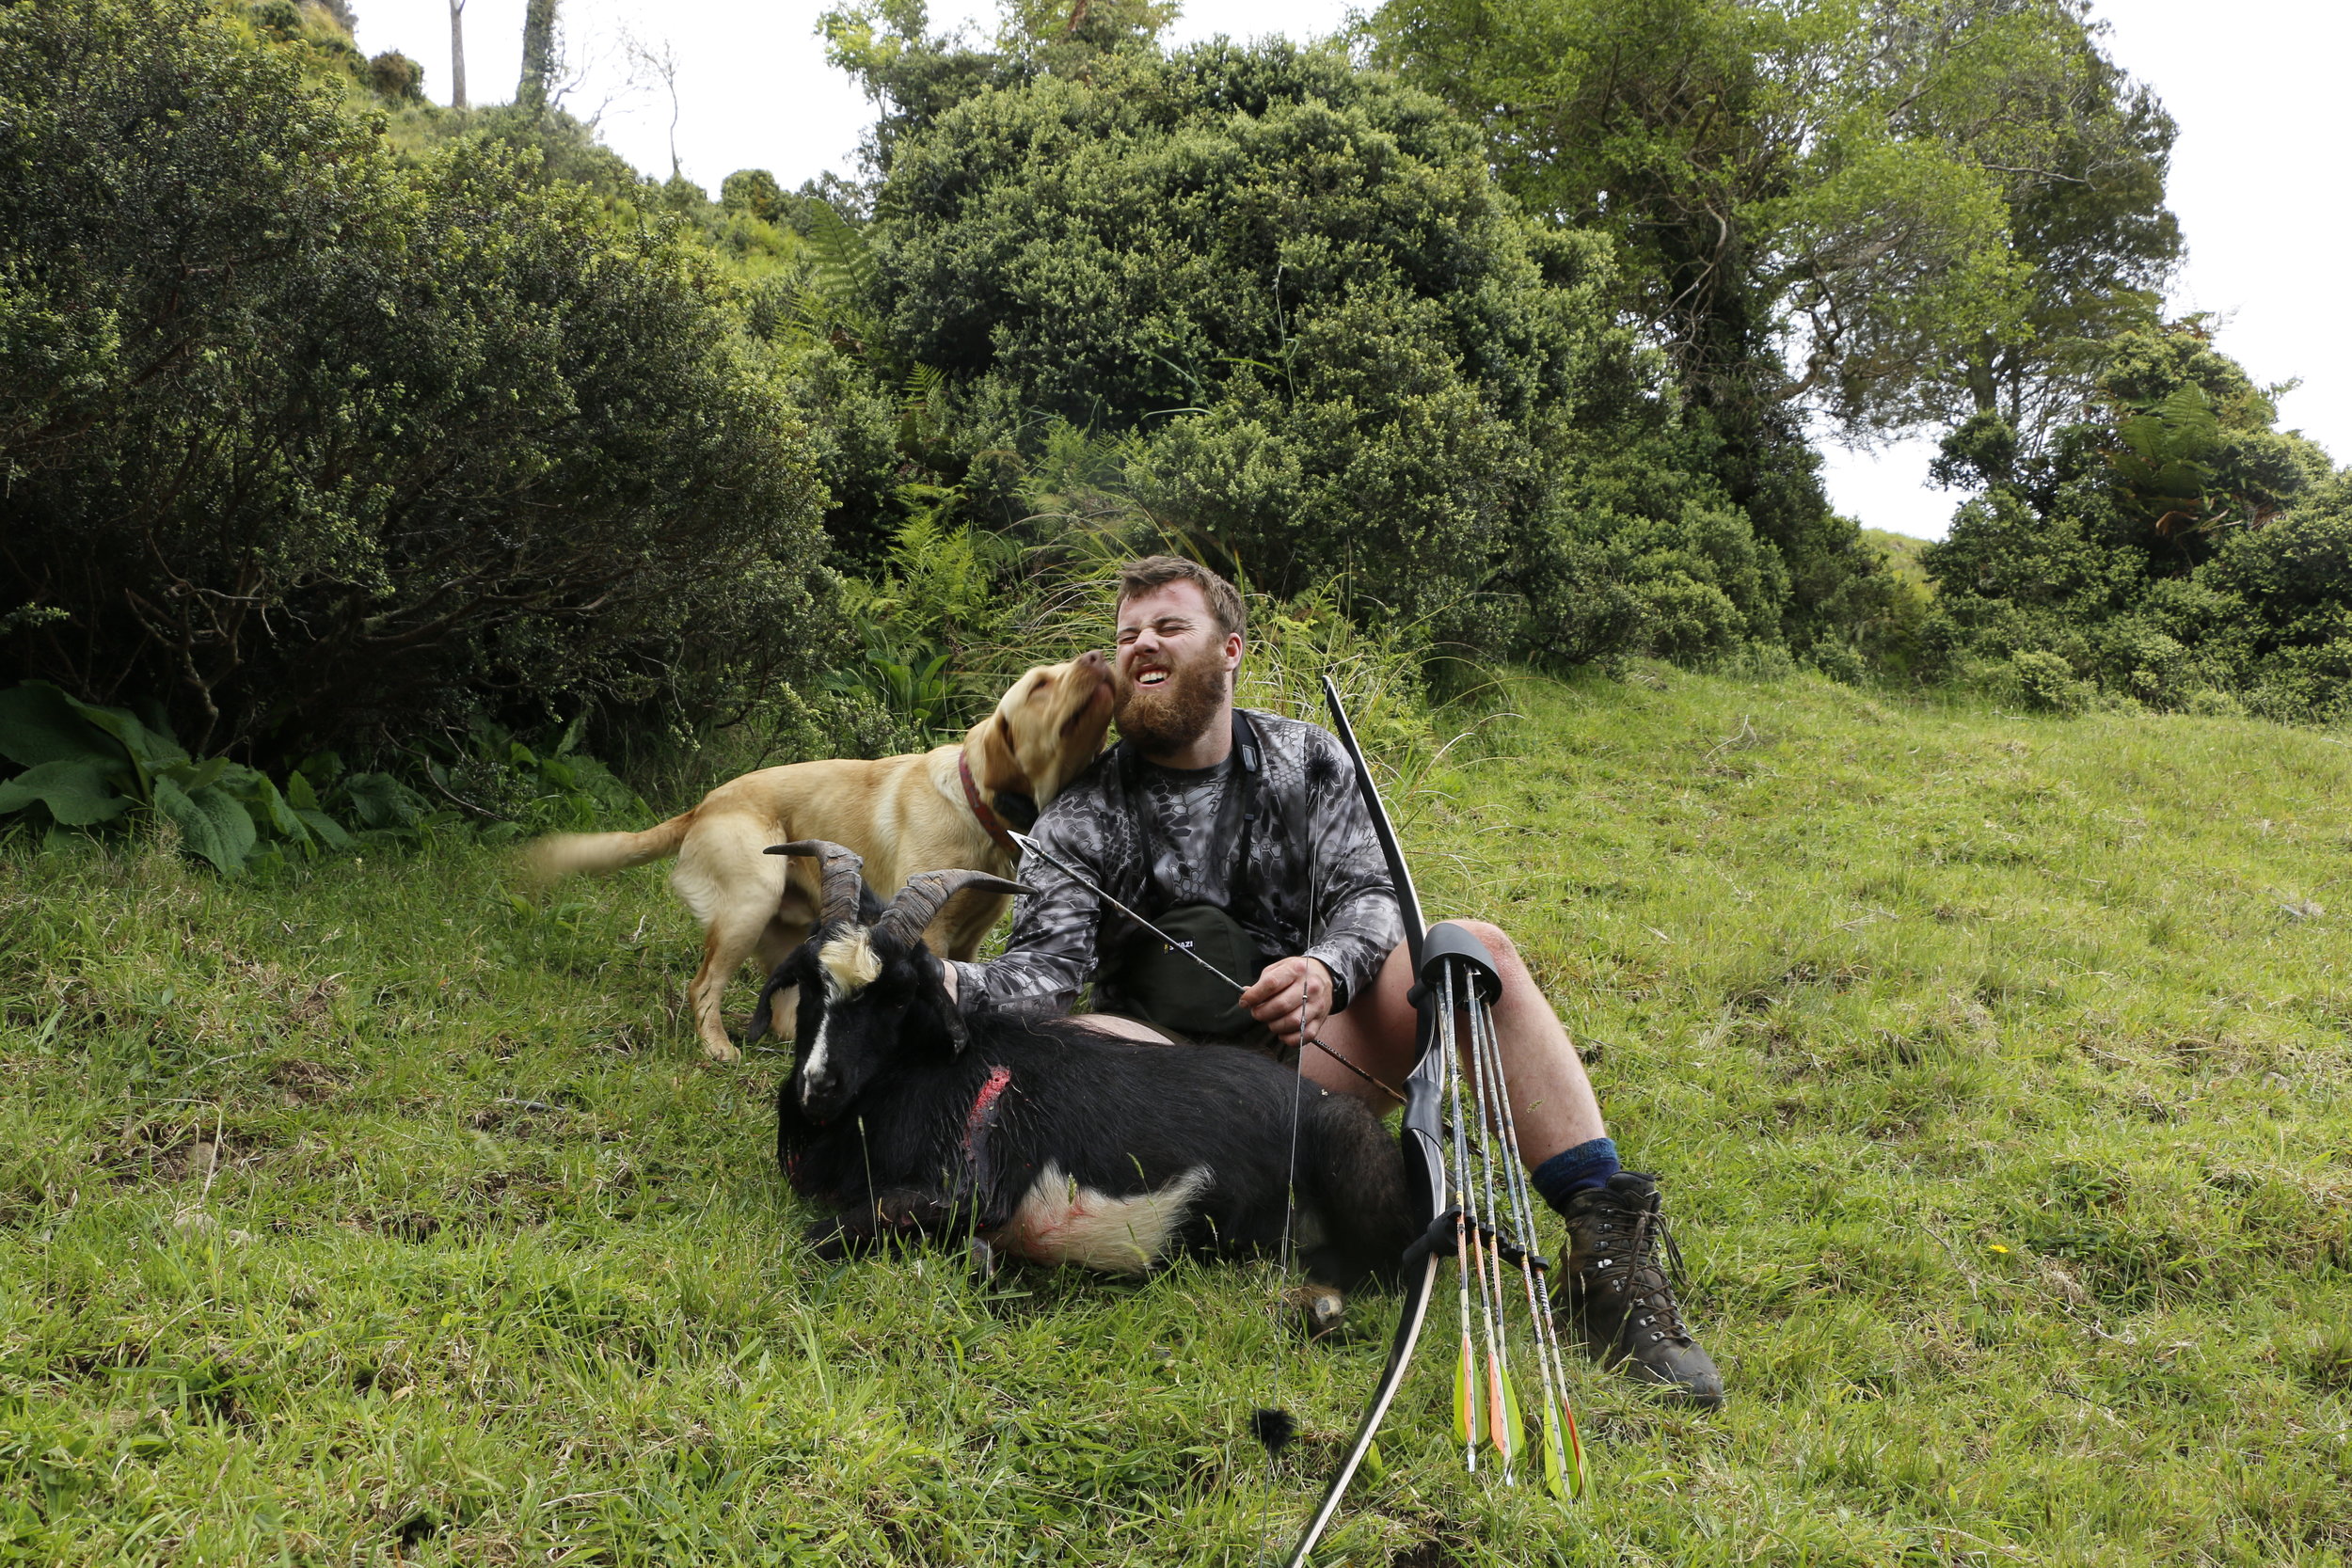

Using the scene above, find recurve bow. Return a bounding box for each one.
[1291,675,1586,1560]
[1281,675,1458,1566]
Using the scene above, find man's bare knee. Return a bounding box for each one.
[1455,919,1530,975]
[1456,917,1513,950]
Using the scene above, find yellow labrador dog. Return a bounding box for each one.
[529,653,1113,1060]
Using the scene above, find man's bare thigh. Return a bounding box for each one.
[1305,940,1419,1109]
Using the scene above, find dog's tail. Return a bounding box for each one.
[521,811,695,890]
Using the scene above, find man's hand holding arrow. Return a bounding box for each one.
[1237,956,1333,1047]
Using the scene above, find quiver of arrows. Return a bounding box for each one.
[1430,938,1587,1506]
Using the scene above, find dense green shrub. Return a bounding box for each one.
[2195,486,2352,716]
[0,0,830,766]
[367,49,424,101]
[1924,324,2348,718]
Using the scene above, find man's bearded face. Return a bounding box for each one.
[1113,585,1233,756]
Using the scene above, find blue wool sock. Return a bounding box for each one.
[1532,1138,1621,1213]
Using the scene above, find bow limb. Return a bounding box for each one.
[1283,1057,1447,1567]
[1283,1250,1440,1566]
[1284,677,1452,1567]
[1318,674,1431,967]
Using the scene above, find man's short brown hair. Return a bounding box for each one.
[1116,556,1247,641]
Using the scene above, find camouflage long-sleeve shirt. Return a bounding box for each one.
[951,709,1404,1021]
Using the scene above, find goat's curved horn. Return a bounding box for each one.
[875,868,1033,949]
[767,839,866,928]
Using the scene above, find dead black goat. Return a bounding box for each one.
[751,840,1414,1295]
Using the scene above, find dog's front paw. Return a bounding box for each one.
[701,1038,741,1064]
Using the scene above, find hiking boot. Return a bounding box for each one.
[1555,1171,1724,1408]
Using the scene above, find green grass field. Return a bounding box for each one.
[4,666,2349,1565]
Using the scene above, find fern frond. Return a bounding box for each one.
[800,198,882,310]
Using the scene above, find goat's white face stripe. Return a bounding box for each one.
[800,1014,831,1101]
[800,927,877,1105]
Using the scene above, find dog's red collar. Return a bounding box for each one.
[958,750,1022,858]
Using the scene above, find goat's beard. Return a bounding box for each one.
[1114,643,1228,757]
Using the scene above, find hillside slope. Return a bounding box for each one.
[1861,527,1933,589]
[2,669,2347,1565]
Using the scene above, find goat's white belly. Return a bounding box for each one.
[988,1163,1211,1275]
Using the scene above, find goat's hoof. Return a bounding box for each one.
[1286,1286,1348,1339]
[968,1237,999,1283]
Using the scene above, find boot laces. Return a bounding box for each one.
[1591,1190,1692,1341]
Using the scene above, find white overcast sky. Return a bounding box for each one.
[357,0,2348,540]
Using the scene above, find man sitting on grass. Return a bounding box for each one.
[942,556,1722,1406]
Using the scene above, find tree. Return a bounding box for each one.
[1364,0,2178,655]
[449,0,468,108]
[1370,0,2171,445]
[817,11,1785,660]
[517,0,557,110]
[722,168,785,224]
[1934,51,2180,453]
[1922,323,2344,716]
[822,0,1177,178]
[368,49,424,100]
[621,27,684,178]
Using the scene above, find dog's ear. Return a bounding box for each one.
[980,711,1034,800]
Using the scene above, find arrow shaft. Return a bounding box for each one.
[1469,970,1587,1499]
[1457,966,1518,1476]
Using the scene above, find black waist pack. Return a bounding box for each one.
[1112,901,1265,1041]
[1100,710,1279,1047]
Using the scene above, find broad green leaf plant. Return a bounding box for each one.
[0,682,369,872]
